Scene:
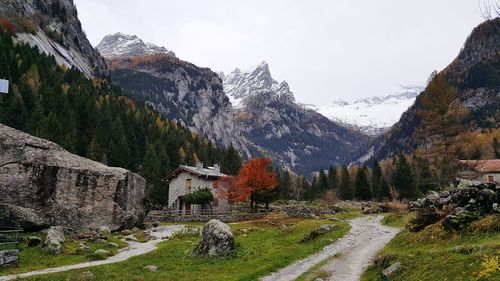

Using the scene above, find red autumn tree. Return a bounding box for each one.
[216,158,277,210]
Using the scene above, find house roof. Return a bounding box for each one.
[458,159,500,173]
[166,165,228,181]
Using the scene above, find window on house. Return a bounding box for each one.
[186,178,192,191]
[213,198,219,207]
[487,175,494,183]
[213,181,218,188]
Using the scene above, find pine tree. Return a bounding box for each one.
[393,153,417,199]
[222,144,242,175]
[371,160,382,200]
[318,169,329,194]
[354,166,371,200]
[339,165,353,200]
[327,165,338,192]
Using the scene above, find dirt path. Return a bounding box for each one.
[261,216,399,281]
[0,225,184,281]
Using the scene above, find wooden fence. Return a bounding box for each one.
[0,226,21,267]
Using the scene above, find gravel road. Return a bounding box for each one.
[261,216,399,281]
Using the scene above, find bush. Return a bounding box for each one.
[469,215,500,233]
[183,187,213,205]
[0,18,16,33]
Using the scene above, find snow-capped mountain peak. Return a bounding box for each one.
[96,33,175,58]
[308,86,424,135]
[224,60,294,107]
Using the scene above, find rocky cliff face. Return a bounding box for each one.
[0,123,147,231]
[105,53,252,157]
[0,0,107,78]
[224,62,368,173]
[96,32,176,58]
[359,18,500,162]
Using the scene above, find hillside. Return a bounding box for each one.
[361,18,500,164]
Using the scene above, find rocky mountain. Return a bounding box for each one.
[98,35,252,157]
[359,18,500,163]
[96,32,175,58]
[307,86,424,136]
[223,62,368,173]
[0,123,147,231]
[0,0,107,78]
[99,33,368,174]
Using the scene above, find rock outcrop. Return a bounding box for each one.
[0,123,147,231]
[409,181,499,231]
[193,219,234,257]
[0,0,108,78]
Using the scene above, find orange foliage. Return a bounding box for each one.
[0,17,16,33]
[216,158,277,203]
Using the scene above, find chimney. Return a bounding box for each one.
[196,162,203,170]
[214,164,220,173]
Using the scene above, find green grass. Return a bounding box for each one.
[0,232,127,276]
[380,212,416,228]
[361,214,500,281]
[21,214,351,281]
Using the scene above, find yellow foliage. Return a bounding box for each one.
[178,147,186,162]
[476,256,500,280]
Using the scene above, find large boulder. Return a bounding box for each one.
[0,123,147,231]
[194,219,234,257]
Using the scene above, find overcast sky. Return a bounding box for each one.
[74,0,485,105]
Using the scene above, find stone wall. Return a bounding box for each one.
[147,212,265,223]
[0,249,19,267]
[0,123,148,231]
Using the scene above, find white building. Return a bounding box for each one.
[458,159,500,183]
[166,163,230,215]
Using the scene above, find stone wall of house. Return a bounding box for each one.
[168,171,229,212]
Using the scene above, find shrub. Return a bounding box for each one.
[183,187,214,205]
[476,256,500,280]
[469,215,500,233]
[19,18,38,34]
[0,17,16,33]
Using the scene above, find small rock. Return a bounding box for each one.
[99,226,111,234]
[94,249,111,259]
[108,242,119,247]
[80,271,94,280]
[144,265,158,272]
[77,244,93,253]
[426,191,440,201]
[301,224,337,243]
[468,199,476,204]
[121,229,133,236]
[27,236,42,247]
[382,262,401,277]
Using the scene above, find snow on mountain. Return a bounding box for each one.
[223,61,368,174]
[307,86,424,135]
[96,33,175,58]
[224,61,295,108]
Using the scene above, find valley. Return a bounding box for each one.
[0,0,499,281]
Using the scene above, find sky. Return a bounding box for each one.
[74,0,485,105]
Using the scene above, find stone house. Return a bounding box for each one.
[166,163,230,215]
[457,159,500,183]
